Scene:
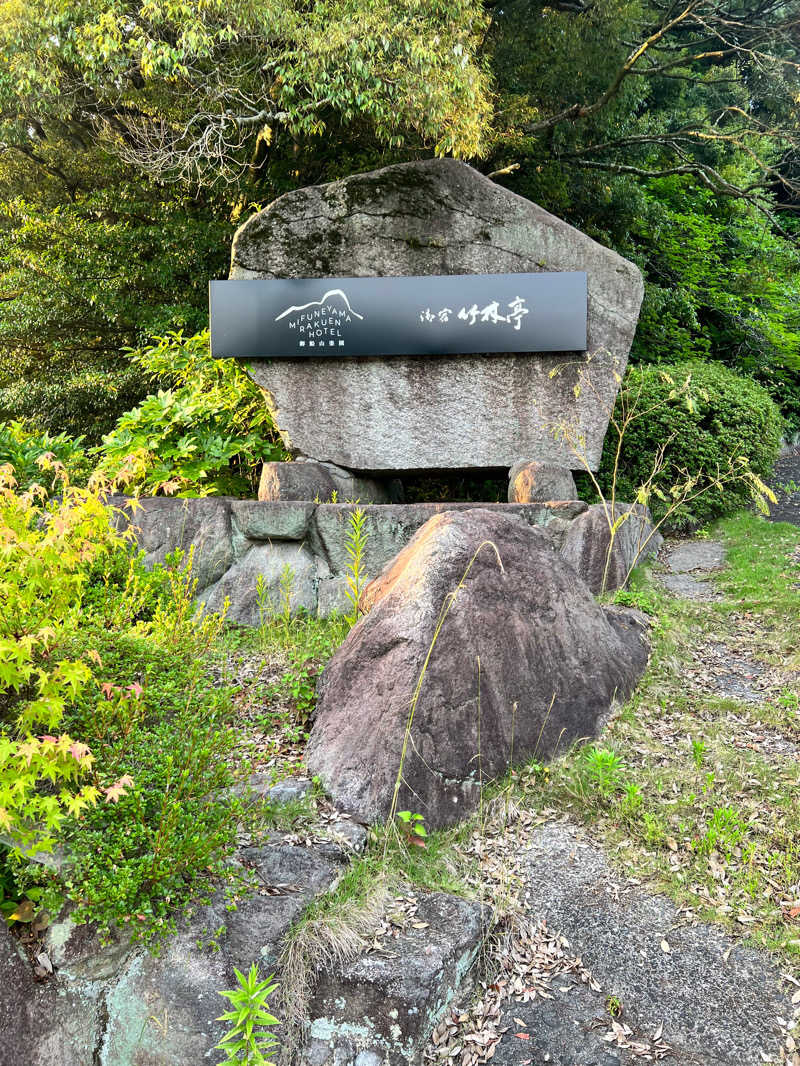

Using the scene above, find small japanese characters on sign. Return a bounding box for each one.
[419,297,530,330]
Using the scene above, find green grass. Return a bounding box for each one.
[509,513,800,961]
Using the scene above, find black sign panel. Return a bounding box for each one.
[209,272,587,359]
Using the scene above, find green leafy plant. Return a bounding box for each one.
[278,564,296,637]
[690,737,707,769]
[151,545,229,655]
[589,361,781,532]
[396,810,428,848]
[778,689,799,715]
[606,995,623,1018]
[0,422,87,492]
[0,848,26,923]
[693,805,747,858]
[575,745,625,800]
[96,331,286,497]
[266,651,319,739]
[256,574,271,650]
[344,507,369,627]
[0,460,243,945]
[0,465,136,856]
[60,595,241,943]
[610,584,660,615]
[216,964,280,1066]
[618,782,643,819]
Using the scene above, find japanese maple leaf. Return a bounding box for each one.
[68,741,92,763]
[103,774,134,803]
[16,739,40,765]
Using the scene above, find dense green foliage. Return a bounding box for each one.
[486,0,800,432]
[0,471,120,858]
[486,0,800,430]
[0,469,243,942]
[97,331,286,496]
[0,366,153,449]
[593,362,784,529]
[624,183,800,427]
[0,156,232,441]
[0,421,87,490]
[2,0,490,173]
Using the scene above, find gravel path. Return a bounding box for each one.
[654,538,727,601]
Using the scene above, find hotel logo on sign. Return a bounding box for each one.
[274,288,364,350]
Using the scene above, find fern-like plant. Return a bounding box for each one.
[343,507,369,627]
[216,964,280,1066]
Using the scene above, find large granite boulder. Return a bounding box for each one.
[231,159,644,474]
[306,509,649,829]
[200,541,323,625]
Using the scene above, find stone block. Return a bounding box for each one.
[234,158,643,473]
[508,460,577,502]
[258,461,390,504]
[200,541,319,624]
[317,462,391,504]
[312,501,586,576]
[304,893,485,1066]
[231,500,315,542]
[259,461,337,502]
[540,515,574,551]
[108,495,233,592]
[242,774,313,805]
[317,575,352,617]
[561,502,662,595]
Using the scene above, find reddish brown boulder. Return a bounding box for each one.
[306,509,649,829]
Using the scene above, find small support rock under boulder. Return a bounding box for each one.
[508,460,577,503]
[259,461,390,504]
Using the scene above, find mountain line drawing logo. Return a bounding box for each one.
[274,288,363,348]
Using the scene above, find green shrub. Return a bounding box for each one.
[0,365,150,448]
[0,468,133,858]
[593,361,783,530]
[96,330,287,497]
[0,466,241,944]
[56,549,241,944]
[0,421,88,490]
